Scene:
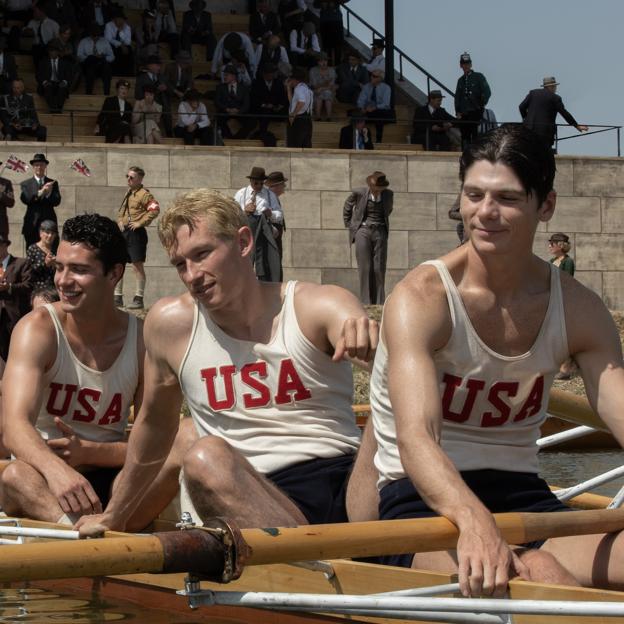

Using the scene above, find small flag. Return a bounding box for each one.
[70,158,91,177]
[5,154,28,173]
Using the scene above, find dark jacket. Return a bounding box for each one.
[339,124,373,150]
[134,70,167,101]
[411,104,456,148]
[97,95,133,142]
[249,10,281,42]
[454,70,490,114]
[343,187,393,243]
[0,52,18,85]
[519,88,579,146]
[20,176,61,241]
[215,82,250,114]
[36,56,73,87]
[181,9,214,39]
[248,213,281,282]
[336,61,368,103]
[0,93,40,128]
[251,76,288,113]
[0,177,15,237]
[163,62,193,96]
[79,1,113,31]
[0,254,32,360]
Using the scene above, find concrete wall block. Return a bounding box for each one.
[387,230,408,269]
[603,272,624,312]
[170,150,230,188]
[548,196,600,233]
[0,145,45,187]
[532,232,552,261]
[349,153,407,192]
[280,190,320,229]
[290,153,350,191]
[391,192,436,230]
[143,265,186,307]
[574,271,603,298]
[75,185,126,221]
[107,150,170,187]
[553,158,574,195]
[408,230,459,267]
[45,147,108,187]
[229,151,291,189]
[283,267,321,283]
[576,234,624,271]
[321,191,349,229]
[602,198,624,233]
[291,229,351,267]
[55,185,76,222]
[282,229,292,267]
[320,267,359,294]
[407,156,461,194]
[145,228,172,267]
[436,193,461,231]
[573,159,624,197]
[147,187,193,213]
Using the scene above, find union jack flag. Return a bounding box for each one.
[5,154,28,173]
[70,158,91,177]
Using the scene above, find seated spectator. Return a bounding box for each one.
[181,0,216,61]
[174,88,211,145]
[0,36,18,97]
[318,0,346,66]
[365,38,385,73]
[49,24,78,92]
[356,69,394,143]
[211,31,255,78]
[26,219,58,292]
[95,79,132,143]
[336,51,368,104]
[253,34,289,79]
[412,89,456,151]
[278,0,306,35]
[36,40,71,113]
[24,3,60,66]
[135,55,172,137]
[309,52,336,121]
[164,50,194,101]
[154,0,179,58]
[1,79,47,142]
[214,63,254,139]
[251,62,288,135]
[289,20,320,68]
[4,0,33,23]
[134,9,159,68]
[339,113,374,150]
[77,24,113,95]
[225,49,252,87]
[132,84,162,144]
[44,0,77,35]
[78,0,113,33]
[249,0,281,44]
[104,10,134,77]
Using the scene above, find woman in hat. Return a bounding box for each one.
[548,232,575,276]
[26,219,58,291]
[132,84,162,144]
[309,51,336,121]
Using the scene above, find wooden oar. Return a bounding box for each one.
[547,388,609,431]
[2,509,624,583]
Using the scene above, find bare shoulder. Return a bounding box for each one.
[144,293,195,340]
[8,306,57,367]
[295,281,364,318]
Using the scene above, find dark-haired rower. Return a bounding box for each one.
[0,214,191,526]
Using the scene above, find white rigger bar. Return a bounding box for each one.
[555,465,624,501]
[0,526,80,540]
[537,424,596,448]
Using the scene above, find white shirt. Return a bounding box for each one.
[289,82,313,115]
[77,36,114,63]
[211,31,256,76]
[26,17,59,45]
[289,29,320,55]
[234,185,283,224]
[104,21,132,47]
[365,53,385,73]
[117,97,127,114]
[177,101,210,128]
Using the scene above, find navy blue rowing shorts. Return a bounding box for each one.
[378,469,572,568]
[267,454,355,525]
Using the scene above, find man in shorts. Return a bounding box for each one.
[78,189,377,533]
[114,166,160,310]
[365,124,624,595]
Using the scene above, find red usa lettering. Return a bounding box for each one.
[46,382,123,425]
[200,358,312,411]
[441,373,544,427]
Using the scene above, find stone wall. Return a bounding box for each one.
[5,143,623,309]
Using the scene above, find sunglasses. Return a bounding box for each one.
[126,175,137,180]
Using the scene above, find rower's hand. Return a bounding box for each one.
[47,417,86,467]
[48,463,102,517]
[75,513,112,538]
[332,316,379,365]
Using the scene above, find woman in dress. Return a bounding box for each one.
[132,84,162,144]
[26,220,58,292]
[309,52,336,120]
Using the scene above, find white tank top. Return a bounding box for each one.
[372,260,568,488]
[37,305,138,443]
[178,281,360,474]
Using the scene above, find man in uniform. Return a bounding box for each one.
[358,124,624,596]
[0,161,15,238]
[77,189,377,534]
[114,166,160,310]
[454,52,490,149]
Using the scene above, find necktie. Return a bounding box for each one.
[38,178,44,190]
[115,29,121,41]
[352,67,356,78]
[230,84,235,96]
[371,85,377,105]
[37,21,44,45]
[357,130,364,150]
[92,40,96,56]
[51,59,57,81]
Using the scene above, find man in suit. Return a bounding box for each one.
[20,153,61,248]
[0,163,15,239]
[0,233,32,363]
[336,51,368,104]
[95,79,132,143]
[251,62,288,134]
[163,50,194,101]
[412,89,456,151]
[249,0,281,44]
[356,69,394,143]
[214,64,253,139]
[78,0,113,32]
[181,0,216,61]
[1,79,47,142]
[36,41,72,113]
[343,171,393,305]
[135,55,172,137]
[519,76,588,150]
[339,114,373,150]
[76,24,114,96]
[0,36,18,96]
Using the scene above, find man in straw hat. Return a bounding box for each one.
[519,76,588,150]
[352,124,624,596]
[77,188,378,535]
[343,171,393,304]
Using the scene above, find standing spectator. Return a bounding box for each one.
[411,89,456,151]
[104,10,134,77]
[164,50,194,100]
[24,3,59,66]
[174,89,211,145]
[343,171,393,304]
[95,79,132,143]
[519,76,588,150]
[0,163,14,239]
[134,9,159,68]
[289,20,320,68]
[35,41,71,113]
[181,0,216,61]
[357,69,394,143]
[454,51,490,148]
[20,154,61,249]
[365,38,385,73]
[339,113,373,150]
[253,34,289,78]
[286,67,313,147]
[0,233,32,363]
[249,0,281,44]
[1,79,47,142]
[115,166,160,310]
[0,36,18,97]
[318,0,346,66]
[265,170,288,266]
[131,84,162,144]
[214,64,253,139]
[154,0,179,59]
[309,52,336,121]
[25,219,57,291]
[211,31,255,77]
[77,25,114,95]
[251,62,288,135]
[135,55,172,137]
[336,51,368,104]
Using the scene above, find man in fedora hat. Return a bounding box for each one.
[181,0,216,61]
[265,171,288,269]
[343,171,393,304]
[454,52,490,149]
[214,63,254,139]
[365,38,385,74]
[412,89,456,151]
[519,76,588,150]
[20,153,61,248]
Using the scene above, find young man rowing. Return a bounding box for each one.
[367,125,624,595]
[78,189,376,533]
